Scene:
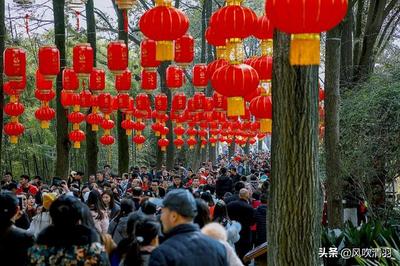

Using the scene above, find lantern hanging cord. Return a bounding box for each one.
[123,10,128,33]
[25,14,30,36]
[75,10,80,31]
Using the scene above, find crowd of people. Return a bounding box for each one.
[0,151,271,266]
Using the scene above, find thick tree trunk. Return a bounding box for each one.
[340,1,354,89]
[325,26,344,228]
[116,6,129,176]
[0,0,4,172]
[85,0,99,176]
[268,31,321,265]
[53,0,70,178]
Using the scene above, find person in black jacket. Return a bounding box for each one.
[255,193,268,245]
[0,191,34,266]
[215,167,233,199]
[149,189,228,266]
[227,188,256,264]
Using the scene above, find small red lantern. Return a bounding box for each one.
[133,134,146,150]
[62,68,79,91]
[158,138,169,152]
[86,112,103,131]
[154,93,168,113]
[135,93,150,111]
[4,122,24,144]
[73,43,94,77]
[166,66,184,90]
[35,107,56,129]
[250,95,272,133]
[68,111,86,130]
[115,69,131,92]
[69,129,86,149]
[193,64,208,90]
[141,70,157,91]
[175,34,194,67]
[193,92,205,112]
[140,39,161,71]
[107,41,128,75]
[35,89,56,102]
[121,118,136,136]
[38,45,60,78]
[98,93,113,114]
[139,6,189,61]
[187,138,197,149]
[4,102,24,118]
[171,93,186,113]
[36,70,53,92]
[4,47,26,80]
[80,90,92,111]
[89,68,105,93]
[100,135,115,146]
[173,138,184,149]
[319,87,325,101]
[213,92,227,111]
[117,93,130,112]
[8,75,26,95]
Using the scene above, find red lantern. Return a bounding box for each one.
[175,34,194,67]
[73,43,94,76]
[193,64,208,89]
[134,121,146,135]
[171,93,186,113]
[207,59,228,80]
[159,126,169,138]
[35,107,55,129]
[4,102,24,118]
[133,134,146,150]
[38,45,60,78]
[139,6,189,61]
[187,138,197,149]
[68,111,85,130]
[319,87,325,101]
[213,92,227,111]
[3,82,17,96]
[251,56,273,82]
[121,118,136,136]
[100,135,115,146]
[69,129,85,149]
[266,0,347,65]
[86,112,103,131]
[211,64,259,116]
[62,68,79,91]
[8,75,26,95]
[80,90,92,111]
[115,69,131,92]
[166,66,184,89]
[174,126,185,136]
[205,27,226,59]
[244,85,262,102]
[158,138,169,152]
[140,39,161,70]
[98,93,113,114]
[118,93,130,112]
[89,68,105,93]
[35,89,56,102]
[253,15,274,56]
[61,90,73,108]
[107,41,128,74]
[4,122,24,144]
[4,47,26,80]
[250,95,272,133]
[36,70,53,92]
[136,93,150,111]
[154,93,168,113]
[101,118,115,131]
[204,97,214,112]
[141,70,157,91]
[193,92,205,112]
[174,138,185,149]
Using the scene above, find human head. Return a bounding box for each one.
[96,171,104,182]
[260,193,268,204]
[49,195,83,228]
[20,175,30,187]
[192,177,200,188]
[0,191,19,228]
[151,179,160,191]
[193,199,210,228]
[234,181,246,192]
[101,190,115,208]
[173,175,182,186]
[132,187,143,198]
[239,188,250,201]
[88,175,96,184]
[229,167,237,175]
[119,199,135,217]
[213,200,229,222]
[219,167,227,176]
[3,172,12,183]
[160,189,197,233]
[75,171,84,180]
[200,191,214,207]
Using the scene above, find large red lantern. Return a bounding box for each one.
[253,15,274,56]
[175,34,194,67]
[4,122,24,144]
[166,66,184,90]
[69,130,86,149]
[107,41,128,74]
[62,68,79,91]
[141,70,157,91]
[207,59,228,80]
[211,64,259,116]
[193,64,208,89]
[98,93,113,114]
[250,95,272,133]
[35,107,56,129]
[4,47,26,80]
[266,0,347,65]
[205,27,226,59]
[89,68,105,93]
[73,43,93,77]
[139,5,189,61]
[115,69,131,92]
[140,39,161,71]
[38,45,60,78]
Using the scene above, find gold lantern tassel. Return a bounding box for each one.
[156,41,174,61]
[10,136,18,144]
[260,119,272,133]
[227,97,245,116]
[137,143,143,150]
[74,141,81,149]
[290,34,320,65]
[216,46,226,60]
[41,121,50,129]
[92,124,99,131]
[261,39,273,57]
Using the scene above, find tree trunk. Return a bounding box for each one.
[85,0,99,176]
[0,0,4,172]
[53,0,70,178]
[115,5,129,176]
[340,0,354,89]
[325,26,344,228]
[268,31,321,265]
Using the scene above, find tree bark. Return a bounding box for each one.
[340,0,354,89]
[268,31,321,265]
[53,0,70,178]
[86,0,99,176]
[0,0,4,172]
[325,26,344,228]
[115,4,129,176]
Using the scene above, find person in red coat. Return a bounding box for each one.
[16,175,38,196]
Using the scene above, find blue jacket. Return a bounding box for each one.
[149,223,228,266]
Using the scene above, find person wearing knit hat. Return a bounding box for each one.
[27,193,57,238]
